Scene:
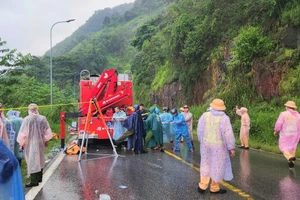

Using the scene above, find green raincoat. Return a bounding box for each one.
[144,107,163,148]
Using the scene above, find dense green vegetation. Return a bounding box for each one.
[2,0,300,155]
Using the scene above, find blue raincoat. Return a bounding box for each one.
[0,139,25,200]
[160,112,173,142]
[123,111,146,152]
[166,113,193,151]
[1,114,15,154]
[7,110,23,159]
[112,110,126,140]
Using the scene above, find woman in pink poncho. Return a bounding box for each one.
[17,104,53,187]
[182,105,194,148]
[0,103,9,148]
[197,99,235,194]
[274,101,300,168]
[236,106,250,149]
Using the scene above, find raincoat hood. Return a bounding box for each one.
[149,107,155,113]
[28,104,39,116]
[211,109,226,116]
[6,110,17,119]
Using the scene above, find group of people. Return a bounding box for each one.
[196,98,300,195]
[1,98,300,197]
[0,103,53,197]
[112,103,195,154]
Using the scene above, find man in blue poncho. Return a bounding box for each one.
[0,139,25,200]
[160,106,173,143]
[114,104,147,154]
[7,110,23,166]
[162,108,193,152]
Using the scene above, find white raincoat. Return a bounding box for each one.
[17,104,52,174]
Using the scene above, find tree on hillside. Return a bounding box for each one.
[0,38,31,67]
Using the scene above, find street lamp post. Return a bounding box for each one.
[50,19,75,107]
[73,73,80,101]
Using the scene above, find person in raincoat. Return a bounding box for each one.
[144,106,164,152]
[0,139,25,200]
[7,110,23,166]
[114,104,147,154]
[162,108,193,152]
[0,103,9,148]
[197,99,235,194]
[138,103,149,120]
[182,105,194,148]
[236,106,250,149]
[17,104,53,187]
[274,101,300,168]
[112,106,127,150]
[160,107,173,143]
[179,107,184,113]
[179,107,185,142]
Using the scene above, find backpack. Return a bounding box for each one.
[64,143,86,155]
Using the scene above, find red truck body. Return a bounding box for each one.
[77,69,133,139]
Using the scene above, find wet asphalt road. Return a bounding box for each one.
[33,140,300,200]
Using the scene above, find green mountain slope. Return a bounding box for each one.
[45,3,134,57]
[30,0,300,110]
[4,0,300,152]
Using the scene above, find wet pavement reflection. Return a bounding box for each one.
[34,141,300,200]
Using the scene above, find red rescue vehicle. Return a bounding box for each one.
[60,69,133,147]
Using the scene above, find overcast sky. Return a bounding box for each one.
[0,0,135,56]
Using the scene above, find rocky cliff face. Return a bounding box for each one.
[252,59,283,102]
[150,46,286,107]
[150,68,214,108]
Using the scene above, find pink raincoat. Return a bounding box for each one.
[236,108,250,143]
[197,110,235,182]
[0,117,9,148]
[182,111,193,140]
[17,109,52,174]
[274,109,300,152]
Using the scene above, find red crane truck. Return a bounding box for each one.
[60,69,133,148]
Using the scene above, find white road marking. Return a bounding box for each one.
[25,152,65,200]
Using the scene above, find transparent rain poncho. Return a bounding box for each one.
[7,110,23,158]
[182,111,193,140]
[17,104,52,174]
[1,112,16,154]
[197,109,235,182]
[112,110,126,140]
[0,113,9,148]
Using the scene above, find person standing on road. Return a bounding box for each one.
[197,99,235,194]
[17,104,53,187]
[160,106,173,143]
[138,103,149,120]
[162,108,193,152]
[0,103,10,148]
[114,104,147,154]
[182,105,194,148]
[0,139,25,200]
[179,107,185,142]
[144,106,164,152]
[7,110,23,166]
[274,101,300,168]
[112,106,127,150]
[235,106,251,149]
